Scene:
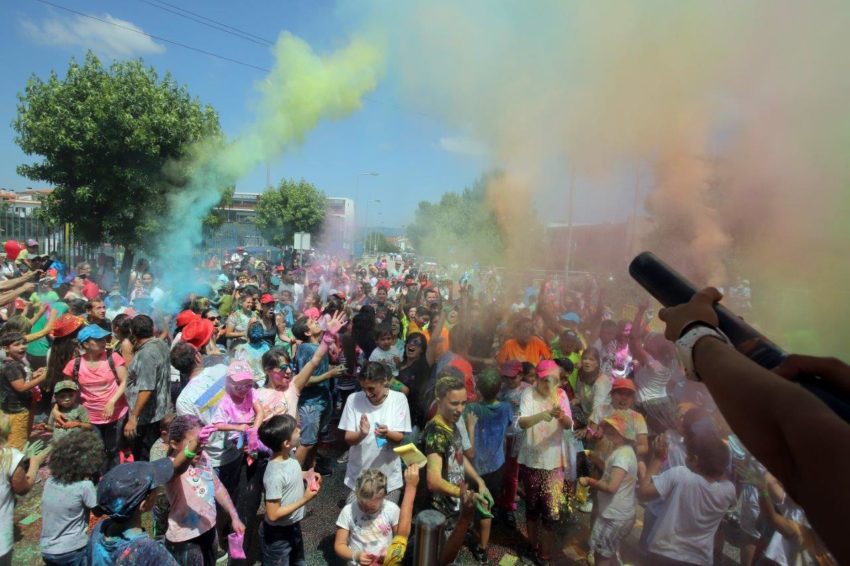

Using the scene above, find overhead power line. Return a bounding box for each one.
[33,0,272,72]
[137,0,274,47]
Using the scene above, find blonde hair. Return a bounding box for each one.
[355,468,388,500]
[0,414,12,475]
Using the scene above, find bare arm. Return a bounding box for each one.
[426,453,461,498]
[629,302,650,366]
[425,313,446,367]
[291,341,329,392]
[252,401,264,429]
[587,466,626,494]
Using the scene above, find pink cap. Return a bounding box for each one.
[535,359,559,378]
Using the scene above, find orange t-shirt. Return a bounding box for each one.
[496,336,552,365]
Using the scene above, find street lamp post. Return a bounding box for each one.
[355,172,379,257]
[365,199,381,256]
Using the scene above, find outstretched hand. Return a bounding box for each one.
[325,311,348,336]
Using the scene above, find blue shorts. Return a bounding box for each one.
[297,395,332,446]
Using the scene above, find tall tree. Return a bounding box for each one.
[254,179,326,248]
[13,52,225,278]
[406,173,505,265]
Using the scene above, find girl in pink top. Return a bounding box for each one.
[212,362,264,453]
[60,324,128,472]
[164,415,244,565]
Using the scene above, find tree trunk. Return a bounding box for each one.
[119,248,135,295]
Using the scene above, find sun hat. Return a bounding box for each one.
[175,309,200,329]
[611,378,637,393]
[52,314,85,338]
[535,359,560,378]
[77,324,111,343]
[181,318,214,350]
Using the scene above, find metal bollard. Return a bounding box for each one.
[413,509,446,566]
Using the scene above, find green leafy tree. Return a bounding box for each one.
[364,231,401,254]
[13,51,225,279]
[255,179,326,248]
[406,173,505,265]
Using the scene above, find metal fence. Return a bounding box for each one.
[0,212,104,264]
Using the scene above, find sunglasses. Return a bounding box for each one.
[207,316,221,321]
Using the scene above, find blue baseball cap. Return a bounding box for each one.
[560,312,581,324]
[97,459,173,520]
[77,324,111,343]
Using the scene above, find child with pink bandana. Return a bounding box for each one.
[212,361,264,450]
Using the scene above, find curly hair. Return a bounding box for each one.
[49,430,105,485]
[168,415,202,445]
[355,468,388,500]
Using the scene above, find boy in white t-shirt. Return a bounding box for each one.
[637,429,736,566]
[339,362,411,504]
[580,413,638,565]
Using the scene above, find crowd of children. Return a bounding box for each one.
[0,250,837,566]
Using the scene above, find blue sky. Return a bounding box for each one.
[0,0,492,229]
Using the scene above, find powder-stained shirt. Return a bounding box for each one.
[465,400,513,475]
[126,338,171,425]
[336,500,400,558]
[518,386,571,471]
[164,456,220,543]
[88,519,177,566]
[421,415,464,518]
[496,337,552,365]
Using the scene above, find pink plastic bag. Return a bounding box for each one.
[228,532,246,559]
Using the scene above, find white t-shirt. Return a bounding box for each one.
[263,458,306,526]
[634,355,674,403]
[369,345,402,377]
[517,386,571,470]
[0,448,24,556]
[649,466,736,565]
[335,500,400,558]
[339,390,411,492]
[597,445,637,521]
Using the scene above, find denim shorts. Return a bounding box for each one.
[259,521,305,566]
[41,546,87,566]
[297,396,332,446]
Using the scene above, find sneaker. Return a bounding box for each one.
[337,450,349,464]
[470,543,489,564]
[579,500,593,513]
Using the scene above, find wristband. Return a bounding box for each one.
[183,447,197,459]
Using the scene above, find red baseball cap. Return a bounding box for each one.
[182,318,214,350]
[611,378,637,393]
[175,310,200,329]
[260,293,275,305]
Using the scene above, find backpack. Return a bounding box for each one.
[72,349,119,381]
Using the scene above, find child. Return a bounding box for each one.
[580,414,638,566]
[234,322,271,386]
[589,378,649,461]
[1,415,50,565]
[368,324,403,380]
[422,376,493,564]
[339,362,411,505]
[517,360,573,565]
[164,415,244,565]
[40,430,105,565]
[0,333,46,449]
[46,380,92,443]
[212,361,264,449]
[334,469,400,565]
[258,414,321,566]
[464,367,513,555]
[637,428,736,566]
[495,360,529,529]
[87,452,197,566]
